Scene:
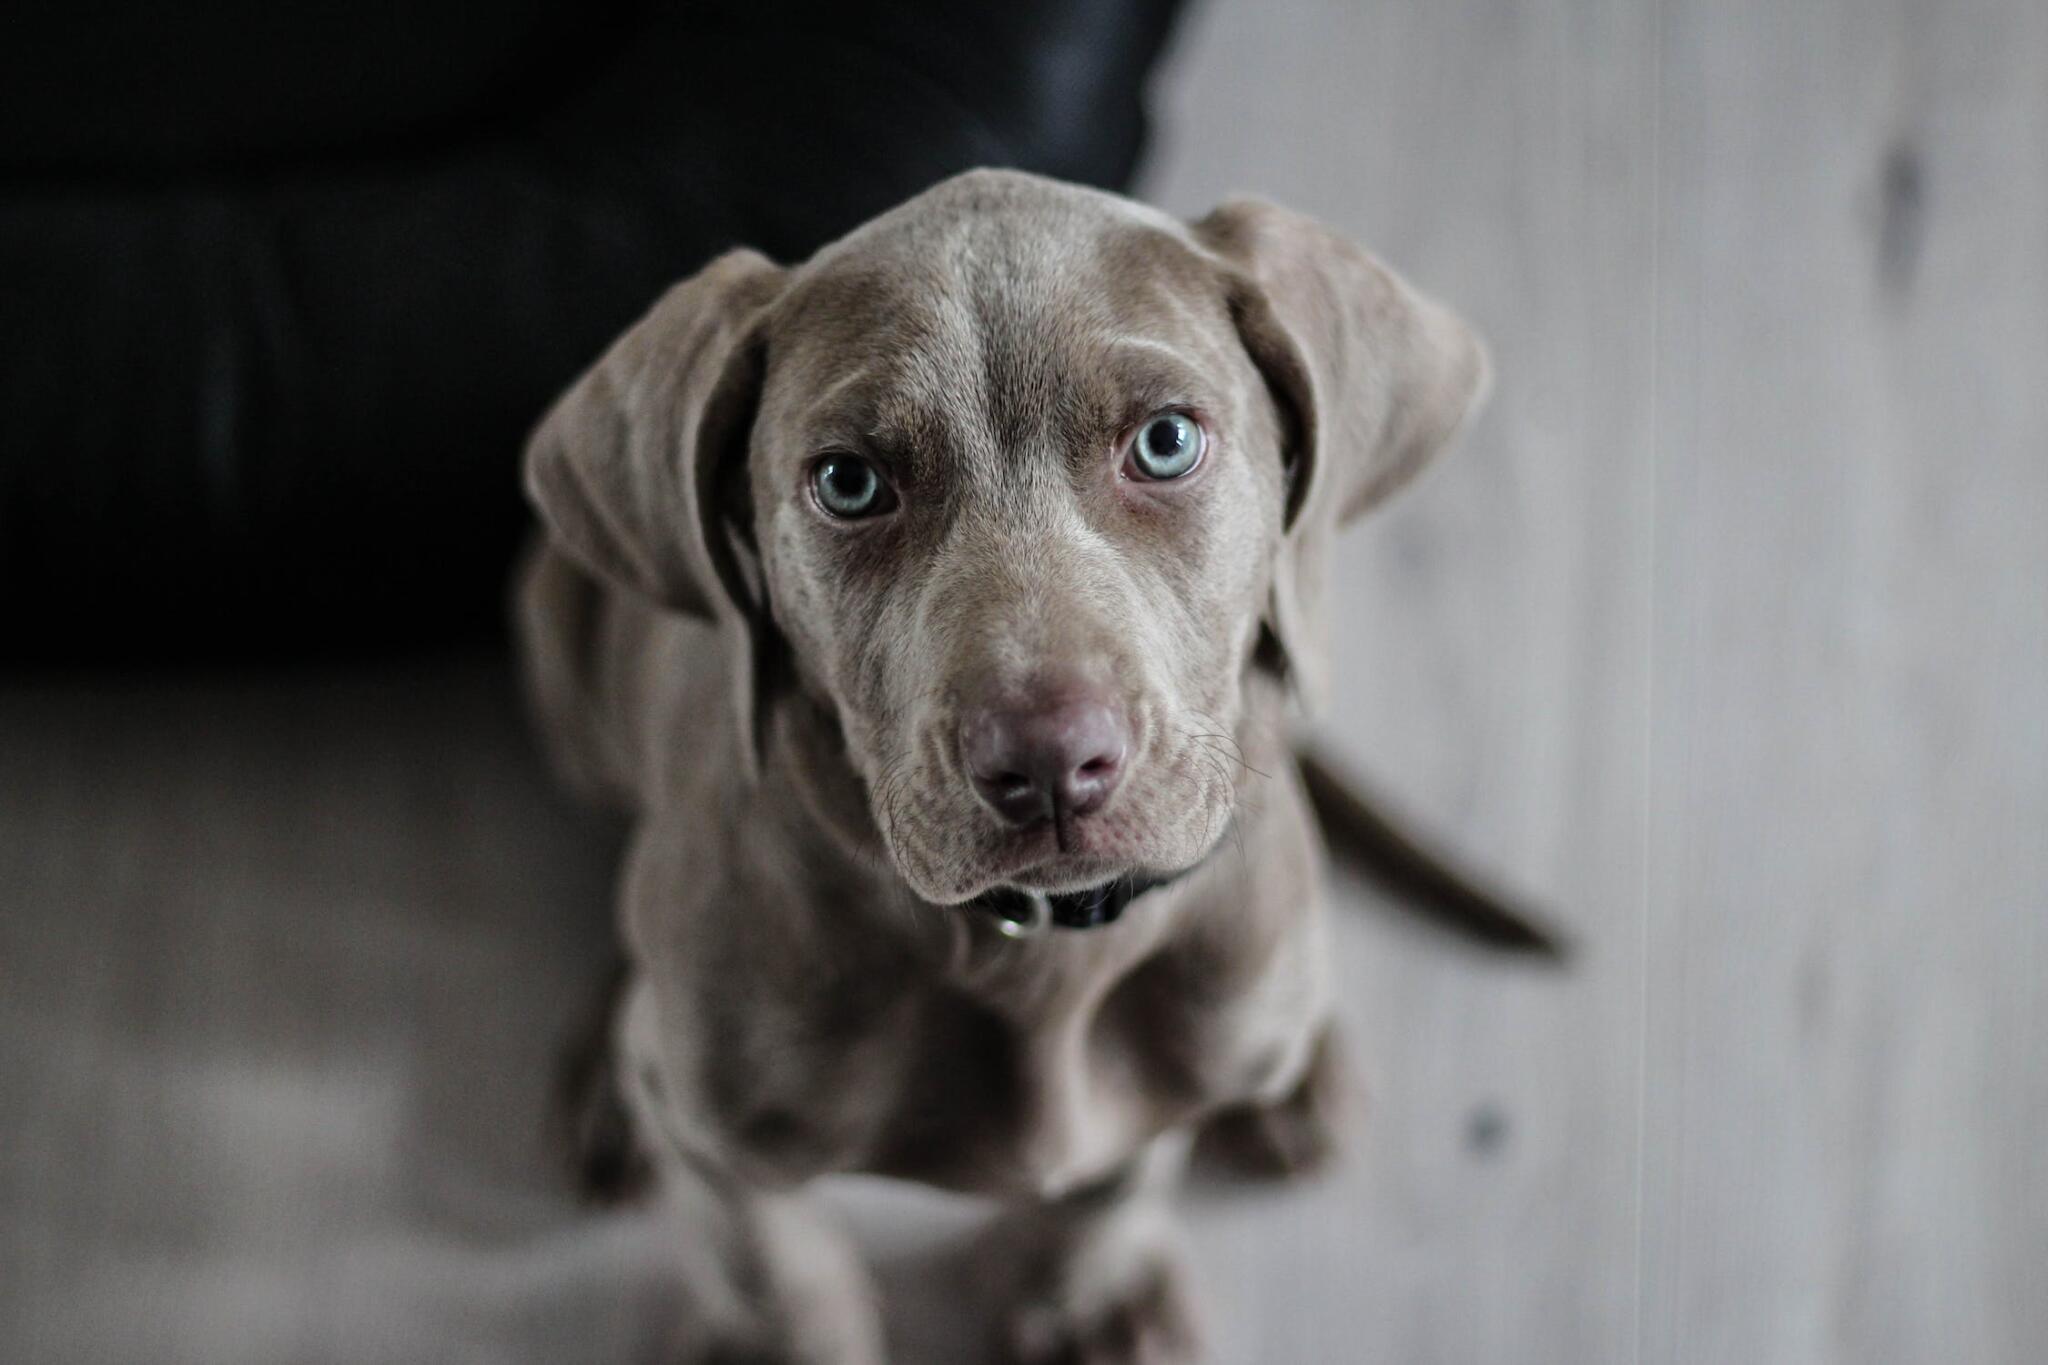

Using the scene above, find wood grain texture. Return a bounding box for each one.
[2,2,2043,1362]
[1641,3,2048,1361]
[1146,0,2047,1361]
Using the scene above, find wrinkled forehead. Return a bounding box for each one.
[757,201,1236,469]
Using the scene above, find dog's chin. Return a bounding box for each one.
[994,851,1138,897]
[931,856,1147,907]
[884,804,1230,907]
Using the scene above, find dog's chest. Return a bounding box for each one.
[696,898,1323,1197]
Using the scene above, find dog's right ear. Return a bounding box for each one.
[523,248,787,774]
[524,248,786,619]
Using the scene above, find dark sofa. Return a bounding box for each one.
[1,0,1183,660]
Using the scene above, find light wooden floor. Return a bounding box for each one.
[1145,0,2048,1359]
[3,2,2044,1362]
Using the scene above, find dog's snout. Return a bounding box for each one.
[961,697,1130,826]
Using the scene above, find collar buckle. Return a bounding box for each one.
[991,891,1052,939]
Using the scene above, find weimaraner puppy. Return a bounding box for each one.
[516,168,1518,1363]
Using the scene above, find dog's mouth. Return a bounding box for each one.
[963,820,1225,932]
[969,820,1130,890]
[875,729,1243,913]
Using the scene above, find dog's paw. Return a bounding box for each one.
[1194,1025,1358,1182]
[554,962,656,1205]
[1001,1250,1202,1365]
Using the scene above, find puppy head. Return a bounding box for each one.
[525,170,1487,906]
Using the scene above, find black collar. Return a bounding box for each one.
[971,869,1179,933]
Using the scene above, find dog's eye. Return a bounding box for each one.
[811,454,896,519]
[1124,412,1205,481]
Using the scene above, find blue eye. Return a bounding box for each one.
[1125,412,1205,480]
[812,454,896,519]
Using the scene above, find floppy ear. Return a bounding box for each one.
[522,247,787,773]
[1192,199,1491,712]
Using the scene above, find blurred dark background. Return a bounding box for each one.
[4,1,2045,1362]
[1,0,1176,660]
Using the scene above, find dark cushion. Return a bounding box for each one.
[0,0,1182,660]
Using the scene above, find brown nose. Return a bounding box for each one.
[961,698,1130,826]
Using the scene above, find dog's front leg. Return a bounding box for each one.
[973,1132,1203,1365]
[642,1155,885,1365]
[1193,1018,1360,1181]
[610,979,884,1365]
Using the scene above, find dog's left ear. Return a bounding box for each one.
[1192,199,1491,712]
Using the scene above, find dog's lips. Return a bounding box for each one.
[882,756,1239,906]
[1000,856,1135,896]
[942,777,1237,900]
[966,823,1134,896]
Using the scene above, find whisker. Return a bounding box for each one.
[1191,751,1235,852]
[1196,732,1269,785]
[1183,716,1271,782]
